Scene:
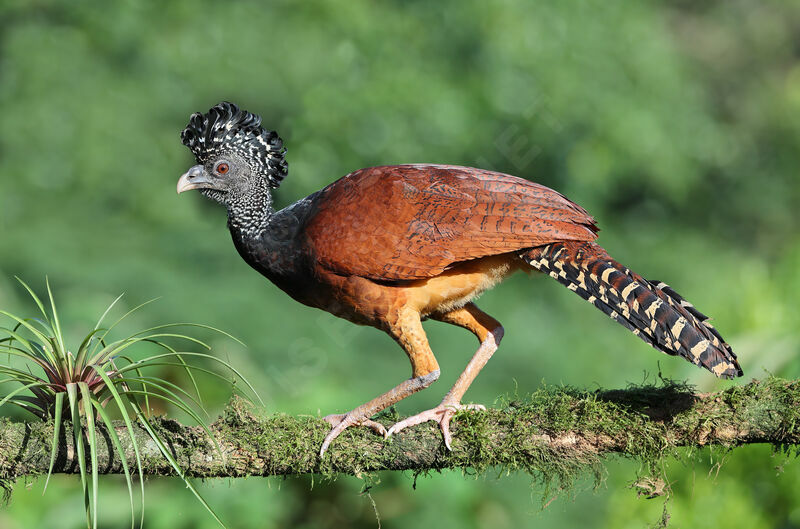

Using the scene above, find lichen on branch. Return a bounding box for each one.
[1,377,798,491]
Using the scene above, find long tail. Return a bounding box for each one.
[521,241,742,379]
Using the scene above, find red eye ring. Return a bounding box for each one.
[216,162,229,175]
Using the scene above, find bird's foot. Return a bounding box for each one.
[386,401,486,450]
[320,412,388,457]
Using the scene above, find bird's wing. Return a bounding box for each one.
[303,164,599,280]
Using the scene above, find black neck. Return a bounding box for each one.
[227,192,318,288]
[227,186,274,239]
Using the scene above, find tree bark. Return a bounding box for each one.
[0,377,797,484]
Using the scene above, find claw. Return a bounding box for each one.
[386,402,485,450]
[320,412,388,457]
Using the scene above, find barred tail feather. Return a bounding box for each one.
[522,241,742,379]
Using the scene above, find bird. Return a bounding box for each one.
[176,101,742,456]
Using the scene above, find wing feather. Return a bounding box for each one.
[303,164,598,280]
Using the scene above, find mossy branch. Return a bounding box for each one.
[1,377,798,485]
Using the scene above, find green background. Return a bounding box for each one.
[1,1,800,527]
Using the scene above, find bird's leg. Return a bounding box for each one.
[320,371,439,456]
[320,308,440,456]
[322,414,387,437]
[387,303,503,450]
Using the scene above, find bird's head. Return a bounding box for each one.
[177,102,287,209]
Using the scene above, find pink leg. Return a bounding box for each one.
[319,308,441,456]
[387,304,504,449]
[320,370,439,456]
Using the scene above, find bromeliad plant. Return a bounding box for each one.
[0,278,259,529]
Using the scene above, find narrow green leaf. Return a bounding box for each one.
[0,381,49,408]
[87,332,213,375]
[4,399,47,418]
[0,311,55,362]
[75,328,109,371]
[0,364,47,383]
[0,327,41,357]
[43,392,64,493]
[115,386,208,431]
[114,352,263,406]
[91,400,137,529]
[45,278,67,358]
[128,376,206,412]
[66,383,90,527]
[140,340,203,407]
[78,383,99,529]
[28,317,55,337]
[161,323,246,347]
[14,277,50,324]
[90,298,160,358]
[117,362,243,394]
[93,294,124,332]
[92,369,146,529]
[114,384,223,461]
[129,400,226,528]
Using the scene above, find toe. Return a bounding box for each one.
[440,412,454,450]
[387,408,443,437]
[322,413,346,428]
[319,430,338,457]
[386,419,409,437]
[386,402,484,448]
[362,419,388,437]
[319,414,388,456]
[385,421,403,438]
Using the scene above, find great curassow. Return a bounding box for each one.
[177,102,742,456]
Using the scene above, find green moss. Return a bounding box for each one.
[5,377,800,510]
[234,376,800,497]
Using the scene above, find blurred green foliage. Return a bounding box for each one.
[1,0,799,527]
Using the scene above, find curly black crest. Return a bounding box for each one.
[181,102,288,187]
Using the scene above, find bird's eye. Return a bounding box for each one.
[216,162,230,175]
